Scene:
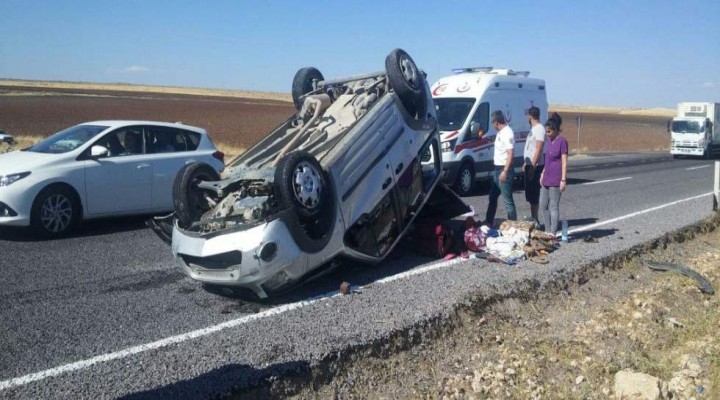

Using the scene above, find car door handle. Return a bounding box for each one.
[395,162,404,175]
[382,177,392,190]
[137,163,151,169]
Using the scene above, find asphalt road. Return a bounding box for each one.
[1,152,718,399]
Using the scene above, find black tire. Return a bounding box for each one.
[274,151,330,222]
[173,162,220,229]
[31,185,81,238]
[672,154,680,159]
[453,161,475,197]
[385,48,427,118]
[292,67,324,110]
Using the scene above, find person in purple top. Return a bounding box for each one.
[539,113,568,235]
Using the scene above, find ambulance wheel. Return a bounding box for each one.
[292,67,324,110]
[454,162,475,197]
[385,48,427,118]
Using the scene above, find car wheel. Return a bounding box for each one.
[454,162,475,197]
[274,151,329,220]
[173,162,220,229]
[292,67,324,110]
[31,185,81,238]
[385,48,427,118]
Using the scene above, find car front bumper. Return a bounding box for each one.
[0,180,37,227]
[671,147,705,156]
[171,218,306,298]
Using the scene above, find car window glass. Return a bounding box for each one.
[434,98,475,132]
[28,124,108,154]
[421,139,441,192]
[146,127,180,153]
[466,102,489,142]
[94,128,144,157]
[182,130,201,150]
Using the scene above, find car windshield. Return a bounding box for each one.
[27,125,109,154]
[434,98,475,131]
[671,120,704,134]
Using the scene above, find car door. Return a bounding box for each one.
[145,126,201,210]
[82,127,153,215]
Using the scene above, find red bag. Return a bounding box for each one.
[414,220,453,258]
[464,226,487,252]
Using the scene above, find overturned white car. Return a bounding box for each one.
[152,49,469,298]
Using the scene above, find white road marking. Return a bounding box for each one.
[0,191,715,391]
[581,176,632,185]
[686,165,711,171]
[569,191,713,235]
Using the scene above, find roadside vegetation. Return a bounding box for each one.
[283,220,719,399]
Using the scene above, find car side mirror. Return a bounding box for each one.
[90,145,109,158]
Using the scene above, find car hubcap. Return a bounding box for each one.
[461,168,472,192]
[40,194,72,233]
[293,161,322,209]
[399,55,419,89]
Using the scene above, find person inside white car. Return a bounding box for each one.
[123,132,142,155]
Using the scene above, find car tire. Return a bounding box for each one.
[385,48,427,118]
[173,162,220,229]
[31,185,81,239]
[292,67,324,110]
[454,161,475,197]
[274,151,334,239]
[672,154,680,159]
[274,151,329,219]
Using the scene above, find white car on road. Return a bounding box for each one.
[0,121,224,238]
[0,129,14,144]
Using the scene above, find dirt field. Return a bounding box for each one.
[0,83,672,155]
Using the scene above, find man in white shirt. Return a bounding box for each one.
[484,110,517,226]
[523,106,545,221]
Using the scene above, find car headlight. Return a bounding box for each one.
[0,172,31,187]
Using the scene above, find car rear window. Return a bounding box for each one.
[146,127,201,152]
[181,130,201,150]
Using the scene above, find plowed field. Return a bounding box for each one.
[0,85,671,154]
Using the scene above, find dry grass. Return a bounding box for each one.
[215,142,246,162]
[0,135,43,153]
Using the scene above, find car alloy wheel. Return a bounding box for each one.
[398,53,421,90]
[292,161,322,210]
[40,193,73,233]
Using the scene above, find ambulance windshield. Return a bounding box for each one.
[434,98,475,131]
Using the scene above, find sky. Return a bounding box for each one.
[1,0,719,108]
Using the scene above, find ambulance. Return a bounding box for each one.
[430,67,548,196]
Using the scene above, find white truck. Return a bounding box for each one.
[670,102,720,159]
[430,67,548,196]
